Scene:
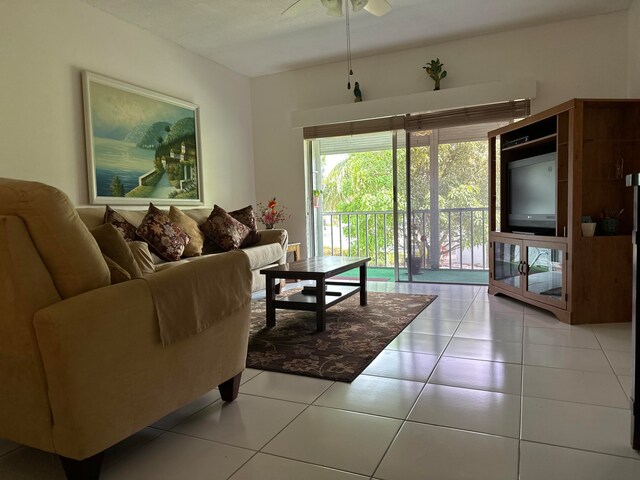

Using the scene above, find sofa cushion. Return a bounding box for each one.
[90,223,142,279]
[242,242,284,270]
[229,205,261,248]
[136,204,190,262]
[200,205,250,251]
[169,206,204,257]
[102,254,131,284]
[104,206,138,241]
[127,241,156,275]
[0,178,110,298]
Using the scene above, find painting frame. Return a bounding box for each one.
[82,71,204,206]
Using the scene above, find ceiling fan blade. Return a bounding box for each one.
[281,0,314,16]
[364,0,391,16]
[321,0,344,17]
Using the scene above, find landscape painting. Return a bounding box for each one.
[82,72,203,205]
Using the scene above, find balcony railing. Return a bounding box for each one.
[321,207,489,270]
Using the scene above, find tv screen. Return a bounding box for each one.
[508,152,556,232]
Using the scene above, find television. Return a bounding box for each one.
[507,152,556,234]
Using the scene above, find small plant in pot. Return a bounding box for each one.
[423,58,447,91]
[312,189,322,207]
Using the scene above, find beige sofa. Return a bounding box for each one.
[0,178,268,479]
[77,207,288,292]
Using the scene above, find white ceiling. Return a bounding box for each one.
[82,0,632,77]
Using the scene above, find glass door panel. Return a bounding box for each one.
[308,132,400,281]
[524,242,566,307]
[493,240,522,290]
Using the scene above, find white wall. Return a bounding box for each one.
[251,12,630,254]
[630,0,640,96]
[0,0,255,209]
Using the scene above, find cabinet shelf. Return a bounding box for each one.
[501,133,557,152]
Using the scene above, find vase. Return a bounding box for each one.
[265,225,274,230]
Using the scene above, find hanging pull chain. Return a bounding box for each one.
[346,2,352,90]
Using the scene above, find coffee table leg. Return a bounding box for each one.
[316,278,326,332]
[266,275,276,328]
[360,263,367,306]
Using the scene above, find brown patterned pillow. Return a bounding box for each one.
[229,205,261,247]
[136,203,190,261]
[169,206,205,257]
[104,205,137,241]
[200,205,250,251]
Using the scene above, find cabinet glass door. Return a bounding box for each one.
[492,240,522,291]
[523,243,566,307]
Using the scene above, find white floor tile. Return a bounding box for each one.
[523,365,629,408]
[605,349,633,375]
[240,371,333,404]
[170,394,306,450]
[592,323,633,352]
[521,396,640,459]
[263,406,401,476]
[0,439,20,457]
[462,309,524,326]
[241,368,264,384]
[375,422,518,480]
[386,331,450,355]
[467,300,524,315]
[152,389,221,430]
[104,427,164,468]
[429,357,522,395]
[523,343,613,373]
[619,375,633,400]
[520,441,640,480]
[454,321,523,343]
[230,453,368,480]
[443,337,522,364]
[0,447,64,480]
[402,317,459,336]
[524,326,600,349]
[408,384,520,438]
[523,312,570,329]
[314,375,424,419]
[101,432,253,480]
[363,350,438,382]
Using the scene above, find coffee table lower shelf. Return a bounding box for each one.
[273,282,361,311]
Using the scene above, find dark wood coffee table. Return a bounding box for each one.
[260,256,370,332]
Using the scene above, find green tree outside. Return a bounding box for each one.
[321,138,488,269]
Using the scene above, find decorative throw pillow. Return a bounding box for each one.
[104,205,138,241]
[136,203,190,262]
[102,254,131,285]
[229,205,261,247]
[199,205,251,251]
[127,241,156,275]
[169,206,205,257]
[90,223,143,279]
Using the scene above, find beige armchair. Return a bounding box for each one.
[0,178,253,479]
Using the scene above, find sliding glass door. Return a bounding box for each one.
[307,122,508,285]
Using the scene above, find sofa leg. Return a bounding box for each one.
[218,372,242,402]
[59,451,104,480]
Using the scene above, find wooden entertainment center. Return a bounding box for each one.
[488,99,640,324]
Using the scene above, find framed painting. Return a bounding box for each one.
[82,71,204,205]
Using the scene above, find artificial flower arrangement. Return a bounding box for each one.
[257,197,289,229]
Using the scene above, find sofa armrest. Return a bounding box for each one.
[253,229,288,265]
[32,256,252,460]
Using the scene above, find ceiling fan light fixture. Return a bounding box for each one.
[350,0,369,12]
[321,0,344,16]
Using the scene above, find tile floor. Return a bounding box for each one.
[1,282,639,479]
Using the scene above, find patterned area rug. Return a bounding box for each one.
[246,290,437,382]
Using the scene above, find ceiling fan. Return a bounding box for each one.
[282,0,392,17]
